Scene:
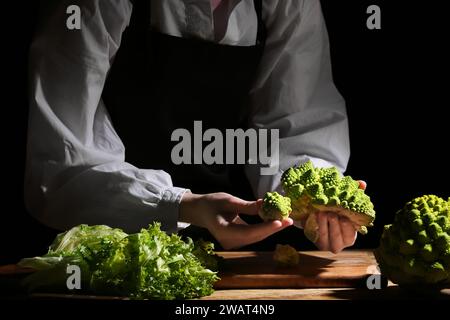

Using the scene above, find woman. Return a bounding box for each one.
[26,0,357,252]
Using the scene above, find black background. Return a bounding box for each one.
[1,0,449,263]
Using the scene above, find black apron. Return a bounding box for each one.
[102,0,265,200]
[101,1,314,251]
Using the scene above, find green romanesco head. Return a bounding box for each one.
[375,195,450,287]
[259,192,292,221]
[281,161,375,227]
[319,167,341,189]
[281,168,301,194]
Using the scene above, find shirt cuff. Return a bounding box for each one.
[158,187,190,233]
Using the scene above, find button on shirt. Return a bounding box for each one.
[26,0,350,233]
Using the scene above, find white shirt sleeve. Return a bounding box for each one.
[246,0,350,199]
[26,0,188,233]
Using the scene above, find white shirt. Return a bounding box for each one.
[26,0,350,233]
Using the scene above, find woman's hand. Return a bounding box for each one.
[179,192,293,250]
[302,180,367,254]
[314,212,358,253]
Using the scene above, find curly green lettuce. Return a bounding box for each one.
[19,223,219,299]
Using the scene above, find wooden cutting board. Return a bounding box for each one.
[214,250,381,289]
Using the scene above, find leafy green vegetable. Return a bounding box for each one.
[47,224,128,260]
[192,239,224,272]
[18,223,220,299]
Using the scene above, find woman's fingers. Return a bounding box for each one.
[358,180,367,190]
[218,218,293,250]
[315,212,330,251]
[232,216,248,225]
[340,217,357,247]
[328,213,345,253]
[314,212,357,253]
[224,196,261,216]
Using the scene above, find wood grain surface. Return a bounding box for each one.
[214,250,380,289]
[2,250,450,300]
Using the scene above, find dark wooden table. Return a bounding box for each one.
[1,250,449,300]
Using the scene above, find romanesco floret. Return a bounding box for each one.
[273,244,300,266]
[375,195,450,286]
[259,192,292,221]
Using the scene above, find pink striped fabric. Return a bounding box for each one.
[211,0,223,11]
